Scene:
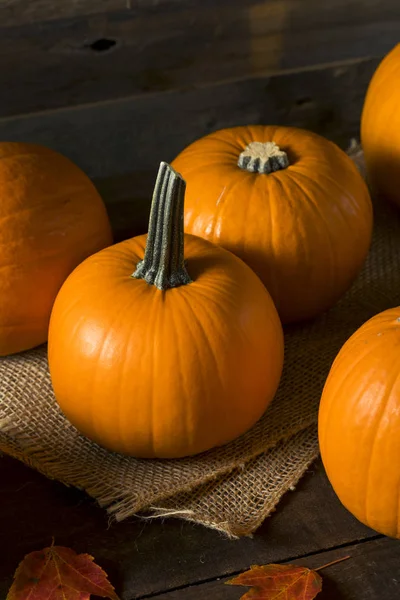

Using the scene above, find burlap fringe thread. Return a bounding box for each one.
[1,146,399,538]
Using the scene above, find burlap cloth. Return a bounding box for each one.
[0,147,398,538]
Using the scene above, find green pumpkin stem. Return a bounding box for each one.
[238,141,289,174]
[132,161,192,290]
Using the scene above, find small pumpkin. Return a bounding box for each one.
[172,126,373,324]
[318,308,400,538]
[361,43,400,206]
[0,142,112,356]
[48,162,284,458]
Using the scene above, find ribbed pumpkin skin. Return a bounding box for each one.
[172,125,372,324]
[318,308,400,538]
[48,234,284,459]
[0,143,113,356]
[361,44,400,206]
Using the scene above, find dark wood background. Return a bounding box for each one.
[1,0,397,184]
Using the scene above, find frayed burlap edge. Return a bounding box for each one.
[141,426,320,538]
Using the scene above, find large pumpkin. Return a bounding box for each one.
[318,308,400,538]
[0,143,112,356]
[361,44,400,206]
[172,126,373,324]
[48,162,284,459]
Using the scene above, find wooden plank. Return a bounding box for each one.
[0,56,380,183]
[0,1,397,116]
[2,0,127,26]
[150,538,399,599]
[2,0,181,26]
[0,456,376,600]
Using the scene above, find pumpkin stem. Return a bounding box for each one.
[238,141,289,174]
[132,161,192,290]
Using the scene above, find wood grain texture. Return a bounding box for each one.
[151,538,399,599]
[0,57,379,182]
[0,456,376,600]
[2,0,184,26]
[0,0,397,116]
[2,0,127,26]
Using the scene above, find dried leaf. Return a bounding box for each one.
[226,563,322,600]
[7,544,119,600]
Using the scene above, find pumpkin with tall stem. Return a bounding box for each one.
[48,162,284,458]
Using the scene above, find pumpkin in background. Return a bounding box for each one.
[318,308,400,538]
[0,143,113,356]
[172,126,372,324]
[361,43,400,206]
[48,162,284,459]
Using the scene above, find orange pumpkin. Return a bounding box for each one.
[172,125,373,324]
[318,308,400,538]
[0,143,112,356]
[361,44,400,206]
[48,162,284,458]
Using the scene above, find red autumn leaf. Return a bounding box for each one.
[7,544,119,600]
[226,563,322,600]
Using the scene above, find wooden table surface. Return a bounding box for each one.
[1,453,399,599]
